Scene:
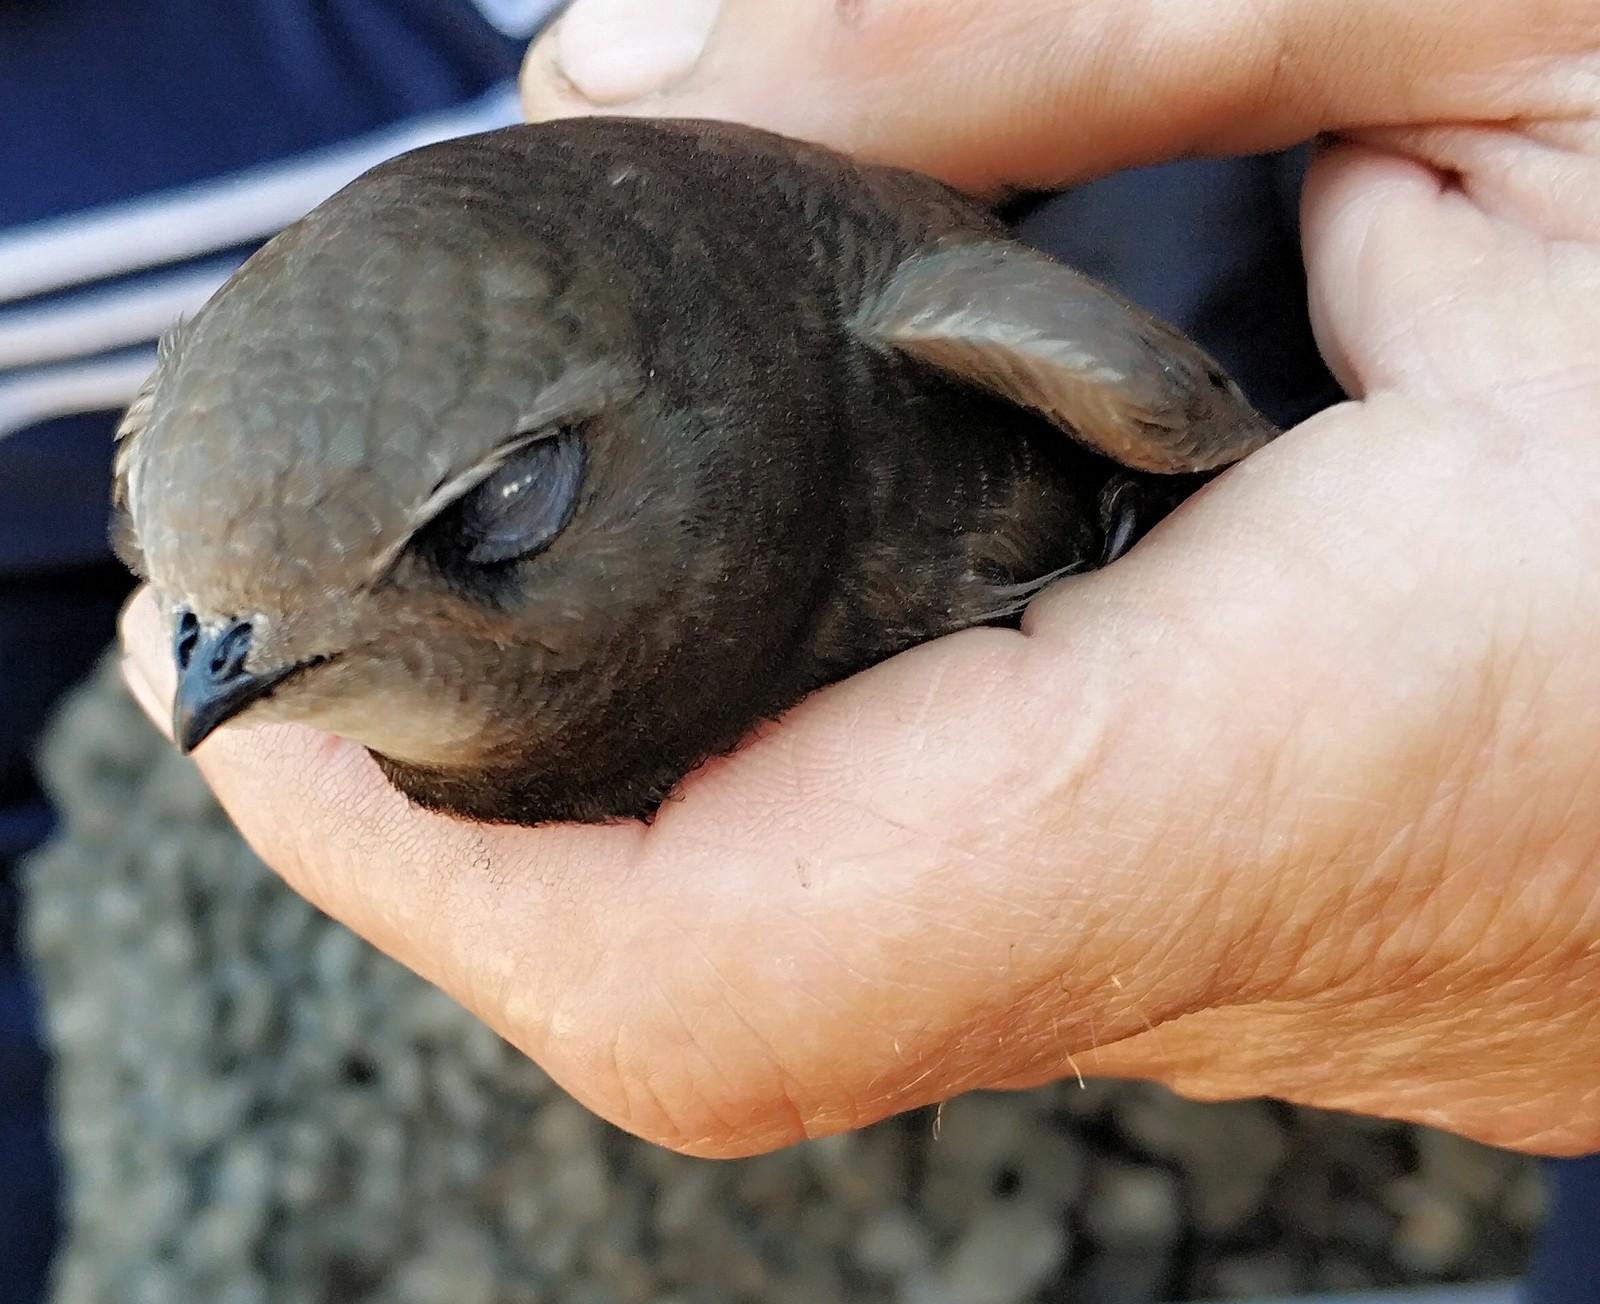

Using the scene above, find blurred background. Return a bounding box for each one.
[1,2,1593,1302]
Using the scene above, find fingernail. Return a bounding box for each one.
[555,0,722,105]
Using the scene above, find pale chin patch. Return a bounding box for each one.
[251,689,489,769]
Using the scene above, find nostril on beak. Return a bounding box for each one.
[172,617,274,754]
[208,621,253,680]
[175,609,200,670]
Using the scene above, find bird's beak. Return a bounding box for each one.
[172,616,294,753]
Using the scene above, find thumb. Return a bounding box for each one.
[521,0,1598,192]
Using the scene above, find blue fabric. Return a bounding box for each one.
[0,0,529,574]
[1015,149,1344,431]
[0,7,1591,1298]
[0,4,534,1298]
[0,878,56,1304]
[0,411,125,575]
[1525,1156,1600,1302]
[0,0,523,225]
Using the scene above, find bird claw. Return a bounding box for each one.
[1097,476,1143,567]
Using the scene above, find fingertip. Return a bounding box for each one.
[117,585,177,734]
[1300,137,1456,398]
[563,0,722,105]
[520,0,726,121]
[517,0,903,173]
[520,22,615,121]
[118,654,173,742]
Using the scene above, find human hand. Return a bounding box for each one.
[121,0,1600,1157]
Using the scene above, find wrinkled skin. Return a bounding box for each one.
[116,119,1267,825]
[125,0,1600,1159]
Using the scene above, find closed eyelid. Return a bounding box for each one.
[458,426,588,566]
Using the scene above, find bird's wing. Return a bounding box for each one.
[853,240,1277,474]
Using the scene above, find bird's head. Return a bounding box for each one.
[112,119,1279,824]
[114,161,741,772]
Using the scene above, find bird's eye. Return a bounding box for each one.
[455,426,586,565]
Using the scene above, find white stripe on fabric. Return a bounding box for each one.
[0,260,239,372]
[0,352,156,441]
[0,83,522,307]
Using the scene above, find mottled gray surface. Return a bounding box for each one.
[25,658,1543,1303]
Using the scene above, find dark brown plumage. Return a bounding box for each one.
[114,118,1275,825]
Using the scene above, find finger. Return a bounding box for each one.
[119,587,645,1033]
[120,400,1580,1158]
[521,0,1600,191]
[1302,139,1600,410]
[122,513,1314,1157]
[1350,120,1600,245]
[122,564,1212,1154]
[120,587,175,741]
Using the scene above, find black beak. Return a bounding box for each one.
[172,613,292,753]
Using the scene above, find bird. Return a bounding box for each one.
[113,117,1277,826]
